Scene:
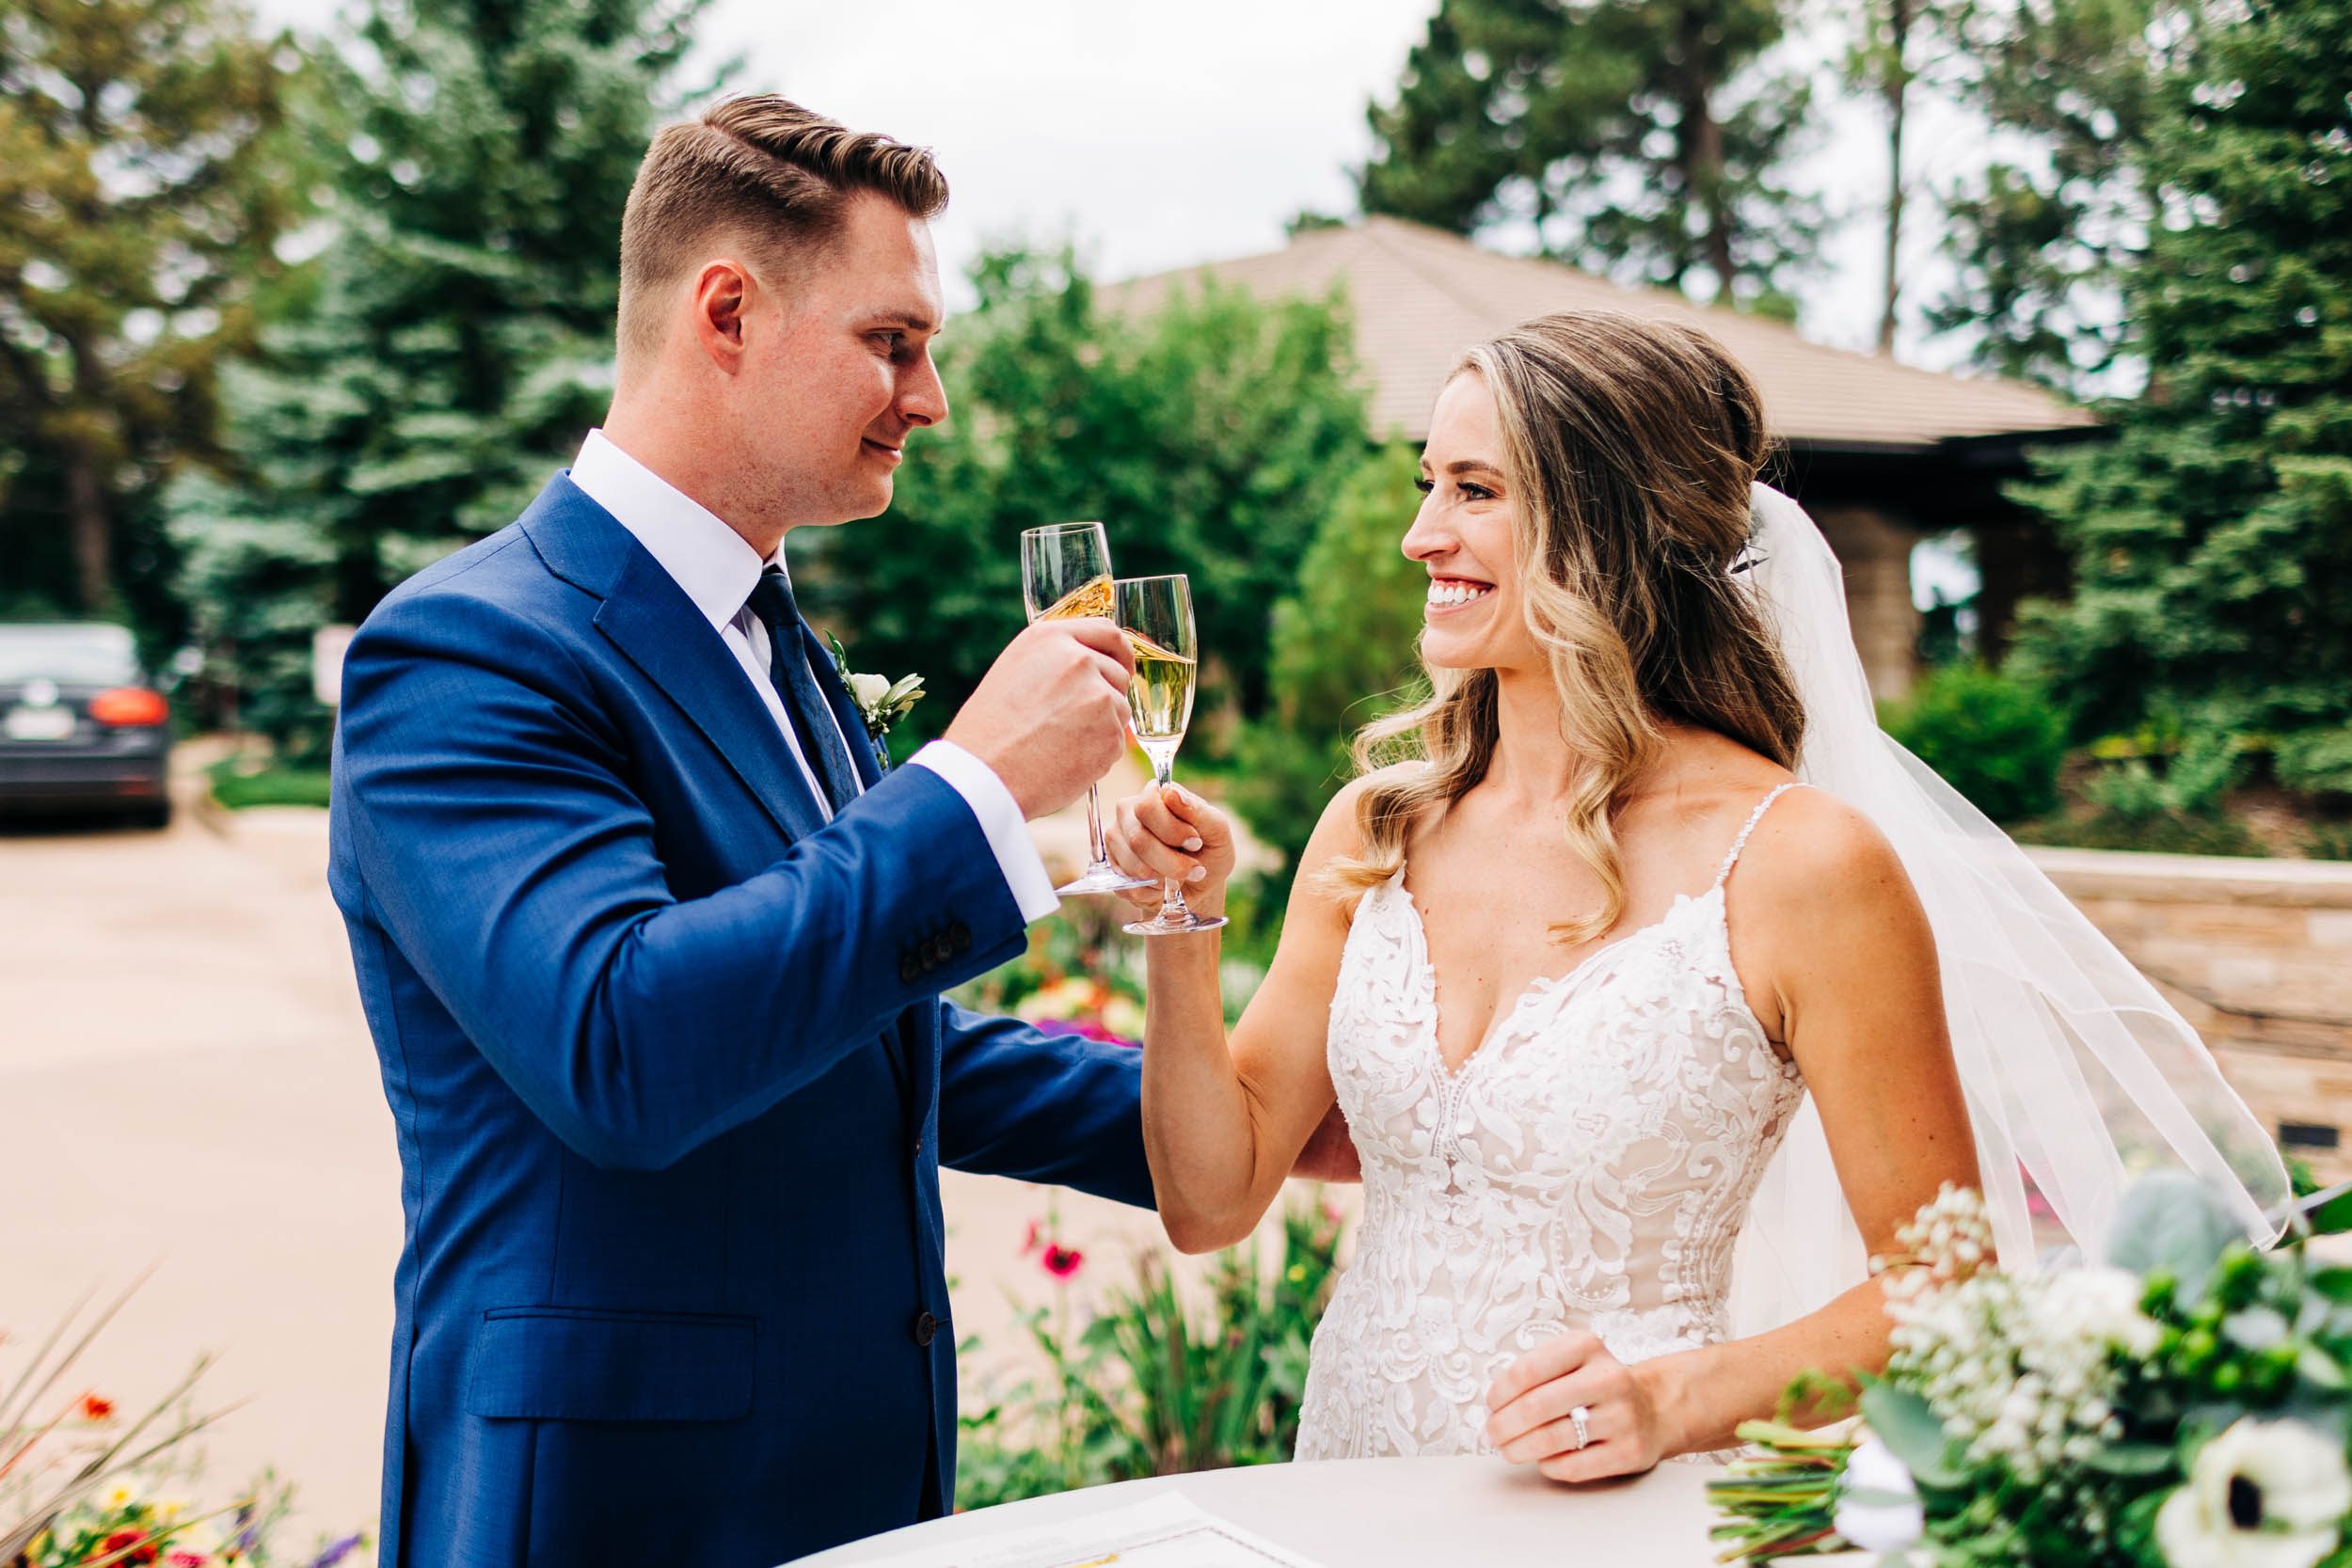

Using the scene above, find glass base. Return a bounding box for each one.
[1123,910,1229,938]
[1057,860,1156,896]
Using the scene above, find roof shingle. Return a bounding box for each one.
[1106,217,2095,450]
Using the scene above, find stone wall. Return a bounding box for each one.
[2027,847,2352,1183]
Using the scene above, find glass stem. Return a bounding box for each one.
[1151,754,1189,922]
[1084,781,1110,869]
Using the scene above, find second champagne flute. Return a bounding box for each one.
[1018,522,1152,896]
[1116,574,1226,938]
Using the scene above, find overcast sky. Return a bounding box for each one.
[254,0,2000,369]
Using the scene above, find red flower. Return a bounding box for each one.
[102,1530,159,1565]
[82,1394,116,1420]
[1041,1243,1084,1280]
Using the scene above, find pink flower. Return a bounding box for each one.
[169,1553,209,1567]
[1021,1218,1042,1255]
[1042,1243,1085,1280]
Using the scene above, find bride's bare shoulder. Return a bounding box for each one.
[1739,784,1925,927]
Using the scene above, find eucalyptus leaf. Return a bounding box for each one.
[2107,1170,2248,1299]
[1860,1385,1962,1491]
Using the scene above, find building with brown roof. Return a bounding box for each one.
[1110,216,2100,698]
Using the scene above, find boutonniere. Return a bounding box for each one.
[827,632,925,746]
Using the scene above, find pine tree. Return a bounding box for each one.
[2008,0,2352,758]
[169,0,709,750]
[0,0,308,627]
[1921,0,2177,390]
[1357,0,1820,312]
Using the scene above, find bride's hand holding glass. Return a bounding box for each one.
[1106,783,1235,921]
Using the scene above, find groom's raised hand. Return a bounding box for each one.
[946,619,1136,819]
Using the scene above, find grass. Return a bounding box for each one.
[206,756,333,810]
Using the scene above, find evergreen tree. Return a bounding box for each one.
[169,0,709,750]
[1843,0,1969,354]
[0,0,308,628]
[1922,0,2176,390]
[1357,0,1820,312]
[806,248,1371,745]
[2007,0,2352,756]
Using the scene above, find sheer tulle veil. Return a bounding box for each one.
[1726,483,2288,1337]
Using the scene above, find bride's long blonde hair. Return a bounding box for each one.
[1326,311,1806,943]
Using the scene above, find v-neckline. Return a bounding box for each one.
[1389,871,1721,1081]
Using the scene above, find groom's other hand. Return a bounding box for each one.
[946,618,1136,819]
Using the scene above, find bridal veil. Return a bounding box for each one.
[1727,483,2289,1337]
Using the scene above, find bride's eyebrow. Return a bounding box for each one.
[1444,459,1503,482]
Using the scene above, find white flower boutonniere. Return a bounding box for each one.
[827,632,925,745]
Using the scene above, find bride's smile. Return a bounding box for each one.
[1408,372,1533,672]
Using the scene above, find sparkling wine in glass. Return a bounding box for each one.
[1018,523,1152,896]
[1116,574,1226,938]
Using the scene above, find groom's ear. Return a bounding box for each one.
[689,258,755,372]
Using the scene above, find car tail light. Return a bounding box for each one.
[89,687,168,726]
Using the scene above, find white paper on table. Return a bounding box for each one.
[842,1493,1329,1568]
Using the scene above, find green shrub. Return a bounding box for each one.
[2275,727,2352,799]
[955,1198,1345,1510]
[1880,665,2067,824]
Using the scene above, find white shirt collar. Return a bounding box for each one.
[569,428,777,632]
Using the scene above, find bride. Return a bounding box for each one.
[1104,310,2285,1480]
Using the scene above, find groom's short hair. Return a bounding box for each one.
[616,95,949,365]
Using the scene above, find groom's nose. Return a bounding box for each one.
[897,352,947,429]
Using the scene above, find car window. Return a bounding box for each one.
[0,626,139,685]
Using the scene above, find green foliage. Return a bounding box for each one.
[2039,731,2265,855]
[0,0,315,634]
[955,1199,1345,1511]
[1358,0,1820,310]
[1226,444,1429,877]
[2274,727,2352,799]
[808,248,1371,735]
[1922,0,2177,391]
[167,0,712,754]
[206,756,333,811]
[2004,0,2352,758]
[1881,664,2068,824]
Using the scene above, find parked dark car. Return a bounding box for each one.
[0,623,174,828]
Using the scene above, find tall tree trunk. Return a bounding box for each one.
[1880,0,1915,354]
[1675,5,1736,298]
[65,444,110,614]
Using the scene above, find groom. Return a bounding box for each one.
[329,96,1159,1566]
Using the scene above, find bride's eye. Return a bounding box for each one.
[1413,475,1435,495]
[1460,481,1496,501]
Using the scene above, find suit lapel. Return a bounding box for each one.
[520,476,829,845]
[802,625,886,789]
[803,626,922,1109]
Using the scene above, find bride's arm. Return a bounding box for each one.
[1107,776,1376,1253]
[1487,790,1980,1477]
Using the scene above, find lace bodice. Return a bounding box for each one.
[1295,786,1808,1461]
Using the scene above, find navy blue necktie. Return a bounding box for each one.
[744,567,859,816]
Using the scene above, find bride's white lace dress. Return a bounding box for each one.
[1295,784,1808,1461]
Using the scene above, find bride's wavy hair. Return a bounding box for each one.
[1325,311,1806,943]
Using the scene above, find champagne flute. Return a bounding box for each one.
[1115,574,1226,938]
[1019,522,1153,896]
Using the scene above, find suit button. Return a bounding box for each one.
[948,921,971,954]
[914,1309,938,1347]
[899,953,920,984]
[928,935,951,967]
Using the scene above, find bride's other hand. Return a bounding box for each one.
[1107,784,1236,917]
[1484,1331,1680,1481]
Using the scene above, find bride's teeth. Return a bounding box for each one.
[1426,582,1490,608]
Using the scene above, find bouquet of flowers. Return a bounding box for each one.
[1711,1175,2352,1568]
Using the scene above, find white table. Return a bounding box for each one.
[788,1457,1744,1565]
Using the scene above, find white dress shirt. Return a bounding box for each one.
[569,429,1058,923]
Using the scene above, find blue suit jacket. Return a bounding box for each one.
[327,474,1153,1567]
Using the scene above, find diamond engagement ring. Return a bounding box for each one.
[1569,1404,1593,1450]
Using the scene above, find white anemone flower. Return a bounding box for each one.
[1833,1437,1926,1553]
[849,672,892,710]
[2155,1418,2352,1568]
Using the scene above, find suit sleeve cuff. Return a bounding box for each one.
[907,741,1060,925]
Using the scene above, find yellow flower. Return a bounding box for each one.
[106,1484,135,1511]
